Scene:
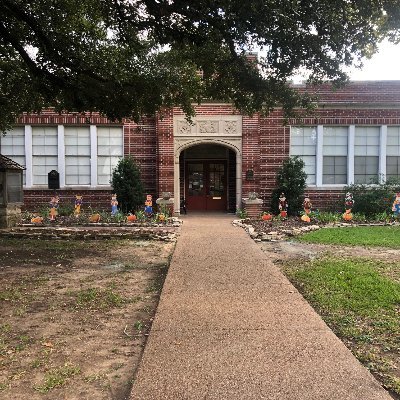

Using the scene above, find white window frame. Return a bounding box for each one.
[20,124,123,189]
[291,124,392,188]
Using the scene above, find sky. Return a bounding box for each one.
[347,40,400,81]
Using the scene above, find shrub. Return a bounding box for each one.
[111,157,145,213]
[271,156,307,215]
[343,178,400,217]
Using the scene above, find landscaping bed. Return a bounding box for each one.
[0,237,175,399]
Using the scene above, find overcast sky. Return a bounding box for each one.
[347,40,400,81]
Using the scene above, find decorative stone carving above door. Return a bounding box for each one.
[174,116,242,137]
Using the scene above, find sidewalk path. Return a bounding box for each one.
[130,214,392,400]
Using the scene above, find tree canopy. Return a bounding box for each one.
[1,0,400,131]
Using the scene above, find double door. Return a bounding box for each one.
[186,161,227,211]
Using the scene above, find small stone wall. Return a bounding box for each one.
[0,225,180,241]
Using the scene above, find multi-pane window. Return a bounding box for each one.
[323,127,348,184]
[97,127,123,185]
[0,127,26,184]
[65,127,91,185]
[354,127,380,184]
[290,126,317,184]
[387,126,400,180]
[32,127,58,185]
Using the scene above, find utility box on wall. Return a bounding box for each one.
[0,154,25,228]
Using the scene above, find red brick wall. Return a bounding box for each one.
[14,81,400,212]
[23,189,111,212]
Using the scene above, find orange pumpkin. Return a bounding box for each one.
[89,213,101,223]
[31,216,43,224]
[262,213,272,221]
[127,214,137,222]
[280,210,287,218]
[343,212,353,221]
[301,214,311,222]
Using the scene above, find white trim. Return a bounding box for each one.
[90,125,97,188]
[348,125,355,184]
[57,125,65,188]
[379,125,387,182]
[24,125,33,188]
[316,125,323,187]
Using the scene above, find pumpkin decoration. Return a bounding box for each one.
[280,210,287,218]
[261,213,272,221]
[127,213,137,222]
[301,214,310,223]
[343,211,353,221]
[89,213,101,223]
[31,216,43,224]
[158,213,166,222]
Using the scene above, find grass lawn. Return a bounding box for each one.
[297,225,400,248]
[284,255,400,397]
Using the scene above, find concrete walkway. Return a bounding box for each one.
[130,214,392,400]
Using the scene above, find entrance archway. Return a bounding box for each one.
[173,139,242,214]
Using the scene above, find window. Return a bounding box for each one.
[323,127,348,184]
[97,127,123,185]
[354,127,379,183]
[290,126,317,184]
[65,127,91,185]
[32,127,58,185]
[0,127,26,185]
[387,126,400,180]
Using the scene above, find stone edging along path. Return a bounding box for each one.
[233,219,400,242]
[0,221,182,241]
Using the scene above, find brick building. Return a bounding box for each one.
[1,81,400,214]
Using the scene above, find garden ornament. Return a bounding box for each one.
[343,192,354,221]
[49,195,59,221]
[145,194,153,216]
[392,193,400,217]
[278,192,288,218]
[74,195,82,216]
[111,193,118,215]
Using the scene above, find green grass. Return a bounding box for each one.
[34,363,80,393]
[285,257,400,395]
[298,226,400,247]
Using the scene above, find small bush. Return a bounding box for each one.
[111,157,145,213]
[271,156,307,215]
[343,178,400,217]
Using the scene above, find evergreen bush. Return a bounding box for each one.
[111,157,145,213]
[343,178,400,217]
[271,156,307,215]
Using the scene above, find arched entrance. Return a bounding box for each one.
[179,144,236,212]
[172,115,243,214]
[173,139,242,214]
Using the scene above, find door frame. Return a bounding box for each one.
[185,160,228,211]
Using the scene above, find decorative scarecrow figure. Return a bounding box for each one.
[145,194,153,217]
[278,192,288,218]
[49,195,60,221]
[111,193,118,216]
[74,195,83,216]
[392,193,400,218]
[301,196,312,222]
[343,192,354,221]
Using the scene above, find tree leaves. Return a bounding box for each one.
[1,0,400,132]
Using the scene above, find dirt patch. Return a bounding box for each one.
[0,237,175,400]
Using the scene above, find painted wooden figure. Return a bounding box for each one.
[49,195,59,221]
[278,192,288,218]
[111,193,118,215]
[392,193,400,217]
[74,195,82,216]
[145,194,153,216]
